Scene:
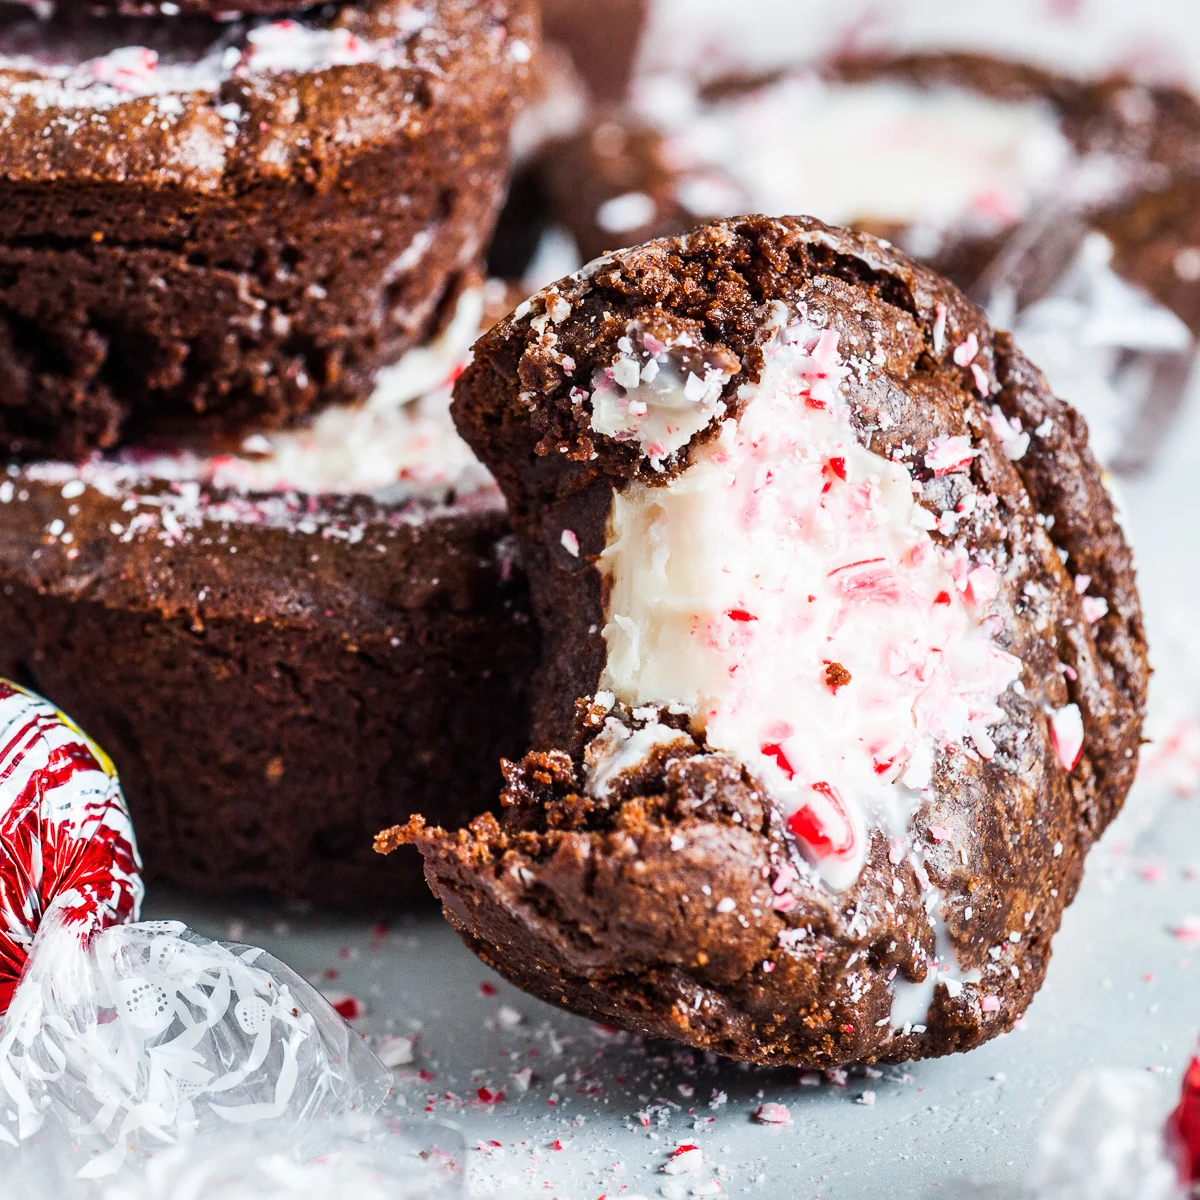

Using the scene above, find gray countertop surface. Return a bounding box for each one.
[145,380,1200,1199]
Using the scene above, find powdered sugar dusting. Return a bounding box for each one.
[0,7,436,111]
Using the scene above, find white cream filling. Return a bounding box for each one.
[584,717,692,799]
[641,74,1074,250]
[888,889,981,1032]
[19,288,493,509]
[594,306,1022,893]
[588,325,734,469]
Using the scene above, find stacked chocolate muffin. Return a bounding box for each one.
[0,1,538,905]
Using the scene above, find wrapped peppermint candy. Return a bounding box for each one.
[0,682,391,1183]
[0,680,142,1010]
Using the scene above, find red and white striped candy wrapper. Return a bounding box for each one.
[0,682,390,1183]
[0,682,143,1013]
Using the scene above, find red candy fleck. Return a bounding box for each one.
[327,992,365,1021]
[821,457,847,493]
[761,743,796,779]
[476,1087,505,1104]
[1049,704,1084,772]
[479,981,497,996]
[788,782,857,858]
[726,609,757,623]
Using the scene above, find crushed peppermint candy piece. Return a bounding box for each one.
[987,405,1030,460]
[376,1034,416,1068]
[1169,915,1200,941]
[932,303,948,355]
[561,529,580,557]
[1170,1056,1200,1180]
[1049,703,1084,772]
[90,46,158,90]
[324,990,367,1021]
[953,333,979,367]
[924,434,979,476]
[662,1144,704,1174]
[754,1102,792,1124]
[964,564,1000,607]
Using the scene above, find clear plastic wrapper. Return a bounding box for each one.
[1029,1069,1183,1200]
[0,913,392,1177]
[0,678,393,1187]
[2,1115,464,1200]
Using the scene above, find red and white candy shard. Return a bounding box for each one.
[591,301,1030,892]
[0,681,142,1014]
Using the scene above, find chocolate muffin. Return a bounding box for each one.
[542,53,1198,282]
[379,216,1147,1066]
[0,289,537,908]
[0,1,537,461]
[543,53,1200,476]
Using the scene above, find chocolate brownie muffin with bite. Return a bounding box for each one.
[542,53,1198,284]
[0,0,537,461]
[379,216,1147,1065]
[0,286,536,908]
